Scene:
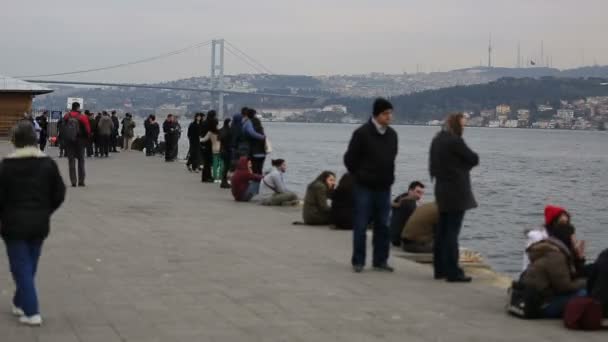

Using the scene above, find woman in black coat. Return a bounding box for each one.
[0,121,66,325]
[429,113,479,282]
[186,113,204,171]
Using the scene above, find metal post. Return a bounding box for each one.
[210,40,217,110]
[218,39,225,118]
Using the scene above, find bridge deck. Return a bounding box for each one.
[0,143,603,341]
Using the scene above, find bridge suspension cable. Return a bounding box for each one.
[15,40,213,78]
[225,40,274,74]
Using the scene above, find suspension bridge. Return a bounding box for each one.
[18,39,317,117]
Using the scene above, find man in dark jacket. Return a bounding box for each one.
[35,111,49,151]
[344,98,398,273]
[0,121,66,325]
[110,111,120,152]
[390,181,425,247]
[429,113,479,282]
[97,112,114,158]
[144,115,160,156]
[63,102,91,187]
[219,118,232,188]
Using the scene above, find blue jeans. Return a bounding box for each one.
[434,211,465,279]
[543,289,587,319]
[4,240,43,316]
[351,184,391,267]
[239,181,260,202]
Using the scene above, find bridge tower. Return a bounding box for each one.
[210,39,225,117]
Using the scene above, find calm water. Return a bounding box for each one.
[137,121,608,274]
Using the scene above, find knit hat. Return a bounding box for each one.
[373,98,393,117]
[544,205,569,227]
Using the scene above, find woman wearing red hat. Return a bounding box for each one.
[522,205,572,270]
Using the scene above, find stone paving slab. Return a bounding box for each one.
[0,143,605,341]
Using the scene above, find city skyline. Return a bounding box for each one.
[2,0,607,83]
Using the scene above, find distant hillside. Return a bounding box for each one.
[336,77,608,123]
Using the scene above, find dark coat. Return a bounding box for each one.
[111,116,120,135]
[344,120,398,191]
[249,117,266,157]
[0,148,66,241]
[429,130,479,213]
[187,121,203,143]
[588,249,608,313]
[331,173,355,230]
[145,120,160,140]
[522,238,587,305]
[390,194,417,246]
[303,180,332,225]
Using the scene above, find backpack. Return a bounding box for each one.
[63,115,82,143]
[564,297,604,330]
[506,280,544,319]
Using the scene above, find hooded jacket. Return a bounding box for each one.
[403,202,439,243]
[429,130,479,213]
[97,115,114,136]
[63,111,92,140]
[522,237,586,304]
[0,147,66,241]
[231,157,263,201]
[522,205,569,270]
[303,180,332,225]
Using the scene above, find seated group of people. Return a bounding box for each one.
[230,156,299,206]
[517,205,608,319]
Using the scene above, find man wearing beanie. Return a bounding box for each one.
[344,98,398,273]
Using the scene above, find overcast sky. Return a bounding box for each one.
[2,0,607,83]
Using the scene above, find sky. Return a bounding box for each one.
[2,0,607,83]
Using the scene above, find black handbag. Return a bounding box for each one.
[506,280,544,319]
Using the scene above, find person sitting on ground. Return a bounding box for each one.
[231,156,263,202]
[390,181,425,246]
[261,159,299,206]
[0,121,66,326]
[302,171,336,225]
[522,205,571,270]
[401,202,439,254]
[330,173,355,230]
[521,222,587,319]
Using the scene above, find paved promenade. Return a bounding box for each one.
[0,143,604,341]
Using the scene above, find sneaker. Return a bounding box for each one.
[373,264,395,273]
[11,306,24,317]
[353,265,364,273]
[19,314,42,326]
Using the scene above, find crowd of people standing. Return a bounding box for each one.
[1,97,606,328]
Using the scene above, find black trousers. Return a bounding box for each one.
[165,135,178,161]
[86,139,94,157]
[187,140,201,169]
[66,141,86,186]
[39,134,47,151]
[434,211,465,279]
[94,135,101,156]
[110,134,118,152]
[251,157,265,175]
[145,136,156,156]
[221,151,232,184]
[99,135,110,157]
[201,150,213,182]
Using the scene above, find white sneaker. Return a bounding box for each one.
[19,314,43,326]
[11,306,25,317]
[11,306,24,317]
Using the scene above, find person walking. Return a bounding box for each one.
[186,113,204,172]
[97,112,114,158]
[35,111,48,151]
[121,113,136,151]
[344,98,398,273]
[0,121,66,326]
[63,102,91,187]
[93,112,102,157]
[144,115,160,156]
[429,113,479,282]
[110,111,120,153]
